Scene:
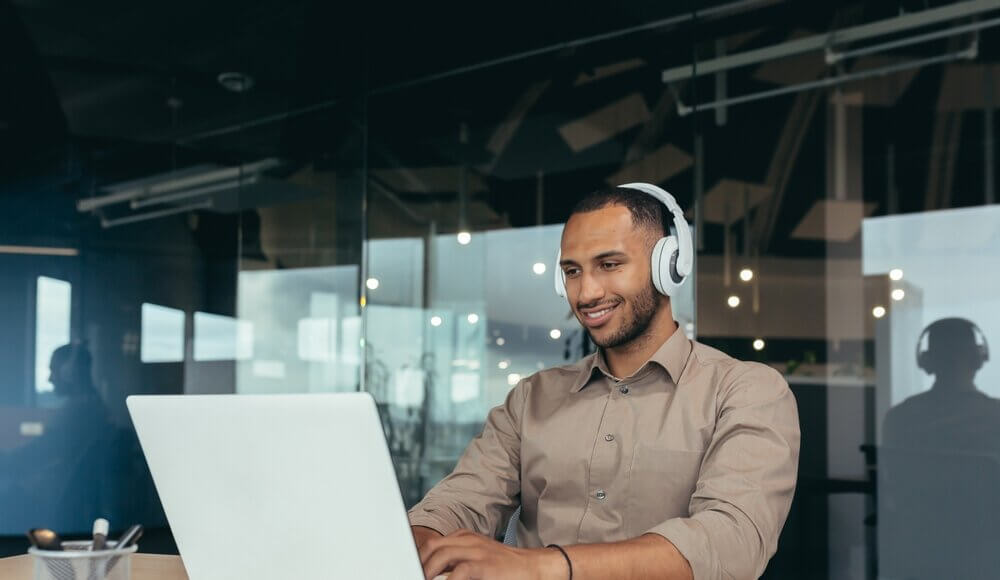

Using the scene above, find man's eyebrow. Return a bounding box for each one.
[560,251,628,267]
[593,251,628,261]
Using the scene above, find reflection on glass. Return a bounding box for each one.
[863,205,1000,404]
[236,266,360,393]
[140,303,185,363]
[193,312,254,362]
[2,342,124,534]
[864,206,1000,578]
[34,277,71,393]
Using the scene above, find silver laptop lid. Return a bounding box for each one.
[127,393,424,580]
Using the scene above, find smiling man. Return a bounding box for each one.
[408,184,800,580]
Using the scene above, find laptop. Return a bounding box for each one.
[127,393,430,579]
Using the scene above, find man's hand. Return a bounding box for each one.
[419,529,567,580]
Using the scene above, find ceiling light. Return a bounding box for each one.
[753,338,765,351]
[498,360,510,370]
[889,268,904,281]
[430,316,443,327]
[218,72,255,93]
[727,295,741,308]
[507,373,521,386]
[532,262,547,275]
[496,337,505,346]
[739,268,754,282]
[456,231,472,245]
[872,306,886,318]
[467,313,479,324]
[891,289,905,301]
[549,329,562,340]
[0,245,78,256]
[366,278,380,290]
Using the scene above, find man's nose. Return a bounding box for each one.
[576,270,605,304]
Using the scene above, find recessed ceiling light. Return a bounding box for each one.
[217,72,255,93]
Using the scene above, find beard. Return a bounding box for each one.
[584,283,659,349]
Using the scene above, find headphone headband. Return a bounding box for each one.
[617,182,684,219]
[617,183,693,278]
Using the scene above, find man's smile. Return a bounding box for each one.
[578,302,620,327]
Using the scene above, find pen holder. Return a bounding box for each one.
[29,540,138,580]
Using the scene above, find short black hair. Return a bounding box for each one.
[569,186,670,237]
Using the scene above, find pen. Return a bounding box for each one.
[91,518,109,551]
[106,524,144,575]
[115,524,144,549]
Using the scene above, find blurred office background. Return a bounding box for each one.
[2,0,999,577]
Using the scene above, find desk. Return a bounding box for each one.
[0,554,188,579]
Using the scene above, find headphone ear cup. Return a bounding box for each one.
[651,237,681,296]
[973,345,986,370]
[553,251,566,297]
[916,350,930,374]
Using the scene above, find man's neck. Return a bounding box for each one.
[603,305,678,379]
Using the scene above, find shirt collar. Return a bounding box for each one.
[571,323,692,393]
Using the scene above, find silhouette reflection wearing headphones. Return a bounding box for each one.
[0,342,116,533]
[879,318,999,580]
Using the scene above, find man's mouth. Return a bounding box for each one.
[579,303,619,327]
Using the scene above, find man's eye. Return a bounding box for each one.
[563,268,580,277]
[601,262,619,270]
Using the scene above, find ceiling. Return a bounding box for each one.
[2,0,998,259]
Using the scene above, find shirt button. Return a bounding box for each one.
[595,489,607,500]
[619,385,629,395]
[604,433,615,442]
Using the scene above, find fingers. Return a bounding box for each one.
[423,545,483,579]
[443,562,478,580]
[420,530,483,562]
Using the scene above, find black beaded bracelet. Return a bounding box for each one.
[546,544,573,580]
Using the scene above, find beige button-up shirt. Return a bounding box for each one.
[408,326,800,579]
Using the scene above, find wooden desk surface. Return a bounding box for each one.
[0,553,188,579]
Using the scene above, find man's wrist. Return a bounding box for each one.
[535,546,571,579]
[411,525,443,550]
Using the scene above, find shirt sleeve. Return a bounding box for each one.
[407,379,527,538]
[645,364,801,580]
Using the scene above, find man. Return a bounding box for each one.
[409,185,800,579]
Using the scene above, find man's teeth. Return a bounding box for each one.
[586,307,613,319]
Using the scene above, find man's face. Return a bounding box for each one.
[559,205,661,349]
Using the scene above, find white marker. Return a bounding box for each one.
[91,518,109,551]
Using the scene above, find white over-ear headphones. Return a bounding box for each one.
[554,183,693,298]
